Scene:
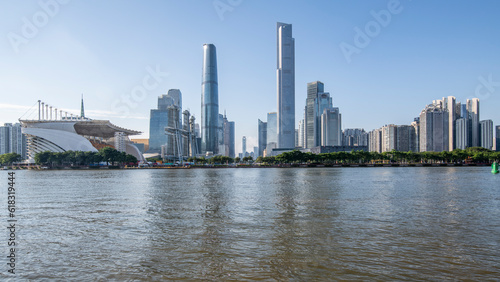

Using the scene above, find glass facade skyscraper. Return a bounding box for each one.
[228,121,235,158]
[258,119,267,157]
[201,43,219,154]
[276,22,295,148]
[496,125,500,151]
[266,112,277,154]
[149,91,181,152]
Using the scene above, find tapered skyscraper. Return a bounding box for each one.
[201,44,219,154]
[276,22,295,148]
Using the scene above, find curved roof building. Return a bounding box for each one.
[20,100,145,163]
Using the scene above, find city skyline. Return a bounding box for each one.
[2,1,500,154]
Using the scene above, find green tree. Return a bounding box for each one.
[99,147,120,165]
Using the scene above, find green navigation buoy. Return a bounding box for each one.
[492,162,499,174]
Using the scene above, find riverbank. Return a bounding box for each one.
[2,162,493,170]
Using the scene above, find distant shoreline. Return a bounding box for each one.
[1,163,495,170]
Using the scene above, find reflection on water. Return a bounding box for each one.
[1,167,499,280]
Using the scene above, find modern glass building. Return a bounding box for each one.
[305,81,324,148]
[149,92,181,152]
[242,136,247,156]
[276,22,295,149]
[496,125,500,151]
[201,43,219,154]
[266,112,277,154]
[228,121,235,158]
[320,108,342,146]
[480,119,493,150]
[467,98,480,147]
[258,119,267,157]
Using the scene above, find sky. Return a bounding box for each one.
[1,0,500,154]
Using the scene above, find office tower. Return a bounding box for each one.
[496,126,500,151]
[222,113,230,157]
[266,112,277,154]
[183,110,190,157]
[320,108,342,146]
[305,81,336,148]
[218,113,225,155]
[298,119,304,148]
[480,120,493,150]
[166,105,181,158]
[276,22,295,148]
[258,119,267,157]
[242,136,247,157]
[149,91,181,152]
[467,98,480,147]
[443,96,456,151]
[228,121,235,158]
[201,43,219,154]
[419,104,449,152]
[305,81,324,148]
[455,118,469,150]
[253,147,258,160]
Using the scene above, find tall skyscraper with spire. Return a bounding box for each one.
[201,43,219,154]
[276,22,295,148]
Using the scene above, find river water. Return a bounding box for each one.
[1,167,499,280]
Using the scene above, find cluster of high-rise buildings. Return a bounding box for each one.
[148,44,235,160]
[4,23,500,162]
[0,123,27,159]
[369,96,499,153]
[257,23,364,157]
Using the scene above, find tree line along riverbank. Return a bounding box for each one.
[1,147,498,170]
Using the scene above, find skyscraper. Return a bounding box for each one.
[305,81,336,149]
[218,113,225,154]
[258,119,267,157]
[266,112,277,154]
[298,119,304,148]
[455,117,469,150]
[443,96,456,151]
[149,91,181,152]
[480,119,493,150]
[305,81,324,148]
[321,108,342,146]
[228,121,235,158]
[419,104,449,152]
[201,43,219,154]
[467,98,480,147]
[242,136,247,157]
[276,22,295,148]
[496,125,500,151]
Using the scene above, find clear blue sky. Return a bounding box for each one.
[1,0,500,153]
